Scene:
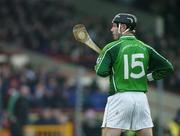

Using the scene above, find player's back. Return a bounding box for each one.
[112,35,149,93]
[96,35,173,96]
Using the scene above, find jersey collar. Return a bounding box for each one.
[119,35,136,40]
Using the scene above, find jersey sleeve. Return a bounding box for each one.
[147,47,174,81]
[95,47,112,77]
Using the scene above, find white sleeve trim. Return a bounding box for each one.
[147,73,154,81]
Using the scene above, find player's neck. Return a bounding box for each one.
[122,31,134,36]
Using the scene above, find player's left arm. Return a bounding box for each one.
[147,47,174,81]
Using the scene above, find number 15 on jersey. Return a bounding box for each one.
[124,53,145,79]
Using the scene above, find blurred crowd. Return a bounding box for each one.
[0,0,180,136]
[0,0,107,67]
[0,62,106,135]
[0,0,179,93]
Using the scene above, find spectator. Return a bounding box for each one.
[82,109,101,136]
[52,109,69,124]
[7,85,30,136]
[85,87,107,110]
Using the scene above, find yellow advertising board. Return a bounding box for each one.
[24,122,73,136]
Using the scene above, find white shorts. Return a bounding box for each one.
[101,92,153,130]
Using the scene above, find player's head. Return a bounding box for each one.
[111,13,137,39]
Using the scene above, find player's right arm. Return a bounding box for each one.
[95,41,119,77]
[147,47,174,81]
[95,45,112,77]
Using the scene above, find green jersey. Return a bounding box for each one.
[95,35,173,95]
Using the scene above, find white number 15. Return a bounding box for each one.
[124,53,145,79]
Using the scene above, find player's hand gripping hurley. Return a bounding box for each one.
[73,24,101,54]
